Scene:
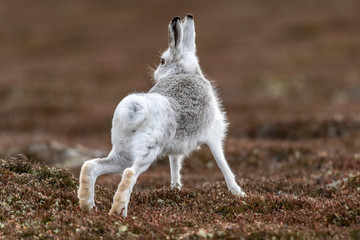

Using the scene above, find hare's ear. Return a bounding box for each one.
[168,17,183,51]
[182,14,196,53]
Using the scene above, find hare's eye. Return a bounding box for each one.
[160,58,165,65]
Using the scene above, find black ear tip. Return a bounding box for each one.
[186,14,194,19]
[171,17,181,24]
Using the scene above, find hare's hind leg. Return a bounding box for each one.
[109,146,160,217]
[109,162,153,217]
[207,140,246,197]
[169,155,184,189]
[78,152,125,211]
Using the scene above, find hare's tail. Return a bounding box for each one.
[115,94,148,132]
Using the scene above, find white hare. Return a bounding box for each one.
[78,14,246,217]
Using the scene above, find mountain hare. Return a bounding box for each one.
[78,14,246,217]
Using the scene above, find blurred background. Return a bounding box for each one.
[1,0,360,169]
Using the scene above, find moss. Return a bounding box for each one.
[215,205,237,217]
[1,154,33,174]
[342,174,360,192]
[36,166,77,189]
[349,229,360,240]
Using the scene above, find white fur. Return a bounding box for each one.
[78,15,246,217]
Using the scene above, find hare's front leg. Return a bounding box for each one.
[207,140,246,197]
[78,154,123,211]
[169,155,184,189]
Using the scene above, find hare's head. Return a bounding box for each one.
[154,15,202,81]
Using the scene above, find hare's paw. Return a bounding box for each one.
[79,198,95,211]
[109,201,127,217]
[170,182,182,190]
[230,185,247,198]
[78,186,95,211]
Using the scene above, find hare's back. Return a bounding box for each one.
[149,74,215,139]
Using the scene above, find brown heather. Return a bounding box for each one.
[0,153,359,239]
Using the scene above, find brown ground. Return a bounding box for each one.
[1,0,360,239]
